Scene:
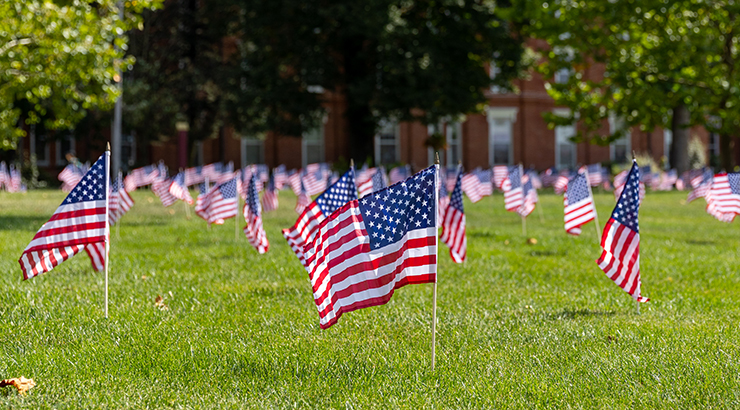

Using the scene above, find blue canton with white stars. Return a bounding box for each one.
[449,170,464,213]
[613,162,641,233]
[198,183,207,196]
[566,172,590,203]
[476,169,492,183]
[247,175,260,216]
[315,168,357,216]
[728,173,740,194]
[358,166,437,250]
[522,174,533,196]
[64,153,107,204]
[219,178,238,199]
[508,166,521,189]
[173,172,186,188]
[372,168,386,191]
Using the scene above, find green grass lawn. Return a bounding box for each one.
[0,188,739,408]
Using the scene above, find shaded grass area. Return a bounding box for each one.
[0,189,739,408]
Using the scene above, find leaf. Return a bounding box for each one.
[154,295,168,310]
[1,376,36,394]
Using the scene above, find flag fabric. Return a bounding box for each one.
[440,167,466,263]
[597,160,649,303]
[517,173,538,217]
[273,165,287,190]
[492,165,509,190]
[8,165,22,192]
[587,164,603,186]
[461,170,485,203]
[658,170,678,191]
[109,173,133,226]
[184,166,205,186]
[540,167,557,187]
[124,164,158,191]
[705,173,740,222]
[153,177,177,207]
[503,165,523,212]
[243,175,269,254]
[169,172,194,204]
[295,179,312,215]
[19,152,109,280]
[553,171,570,195]
[564,172,596,235]
[303,165,437,329]
[438,174,450,221]
[58,164,83,192]
[194,183,211,221]
[303,164,328,195]
[389,165,411,185]
[0,161,7,190]
[686,169,713,203]
[204,178,238,224]
[282,168,357,269]
[358,167,387,198]
[262,174,279,212]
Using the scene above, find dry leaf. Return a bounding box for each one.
[526,238,538,245]
[1,376,36,394]
[154,295,168,310]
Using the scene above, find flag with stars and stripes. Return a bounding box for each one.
[461,169,485,203]
[705,173,740,222]
[282,168,357,269]
[587,164,603,186]
[564,172,596,235]
[517,173,538,217]
[273,165,287,190]
[358,167,387,198]
[597,160,649,303]
[169,172,193,204]
[553,170,571,195]
[124,164,160,192]
[262,173,279,212]
[303,165,438,329]
[295,179,312,215]
[153,177,177,207]
[492,165,509,190]
[243,174,269,254]
[19,152,109,280]
[194,182,211,221]
[58,163,84,192]
[389,165,412,185]
[440,166,466,263]
[687,169,713,203]
[204,178,238,225]
[109,172,134,226]
[503,165,523,212]
[438,174,450,222]
[0,161,8,190]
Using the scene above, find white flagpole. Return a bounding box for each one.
[432,153,440,371]
[104,143,111,319]
[235,175,241,241]
[205,176,211,230]
[584,167,601,240]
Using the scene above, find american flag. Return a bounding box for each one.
[440,167,466,263]
[169,172,194,204]
[540,167,558,187]
[444,166,457,192]
[689,168,707,188]
[202,162,223,181]
[657,170,678,191]
[438,174,450,221]
[153,177,177,207]
[517,173,538,217]
[640,165,653,186]
[288,170,302,195]
[18,152,109,280]
[528,170,543,190]
[614,170,645,203]
[355,164,372,185]
[686,169,713,203]
[0,161,7,190]
[564,172,596,235]
[553,170,571,195]
[8,165,22,193]
[194,182,211,221]
[273,165,287,190]
[204,178,238,225]
[243,174,269,254]
[503,165,523,212]
[303,164,328,195]
[303,165,437,329]
[295,179,311,214]
[124,164,161,191]
[58,164,83,192]
[586,164,603,186]
[461,169,486,203]
[492,165,509,190]
[705,173,740,222]
[389,165,411,185]
[184,166,205,186]
[358,167,387,198]
[282,168,357,269]
[597,160,649,303]
[262,173,279,212]
[109,172,134,226]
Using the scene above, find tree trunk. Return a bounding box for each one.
[670,104,690,173]
[720,133,733,171]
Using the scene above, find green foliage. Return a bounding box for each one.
[0,0,162,149]
[2,190,740,407]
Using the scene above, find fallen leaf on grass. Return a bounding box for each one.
[1,377,35,394]
[154,295,168,310]
[526,237,538,245]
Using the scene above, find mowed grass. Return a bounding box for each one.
[0,188,739,408]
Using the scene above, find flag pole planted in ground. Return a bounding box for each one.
[432,152,439,371]
[104,144,111,318]
[584,166,601,240]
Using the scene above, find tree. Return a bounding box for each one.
[221,0,524,163]
[514,0,740,172]
[0,0,162,150]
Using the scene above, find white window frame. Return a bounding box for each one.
[486,107,518,166]
[609,115,632,164]
[29,126,50,167]
[553,108,577,169]
[663,128,672,166]
[489,61,503,94]
[426,121,464,168]
[302,121,325,167]
[374,119,400,165]
[55,134,76,166]
[240,135,265,168]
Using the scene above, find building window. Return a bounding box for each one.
[486,107,517,166]
[427,122,463,168]
[663,129,672,166]
[554,68,572,84]
[609,116,631,164]
[30,126,50,167]
[242,135,265,166]
[490,61,502,94]
[553,109,576,169]
[55,133,76,166]
[302,125,324,166]
[374,119,399,165]
[709,132,720,157]
[122,134,136,169]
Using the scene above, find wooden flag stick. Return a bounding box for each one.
[235,193,240,241]
[584,166,601,242]
[432,151,440,371]
[636,299,640,315]
[521,215,527,236]
[205,176,211,230]
[104,143,111,319]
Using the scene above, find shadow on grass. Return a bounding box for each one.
[0,215,51,231]
[469,231,498,238]
[686,239,716,246]
[529,249,567,257]
[249,285,302,298]
[550,309,616,320]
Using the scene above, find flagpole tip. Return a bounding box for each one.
[632,150,636,160]
[350,159,354,169]
[434,152,440,165]
[106,142,111,152]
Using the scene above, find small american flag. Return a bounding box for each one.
[153,177,177,207]
[564,172,596,235]
[19,152,109,280]
[438,173,450,221]
[169,172,194,204]
[184,166,205,186]
[553,170,571,195]
[441,167,466,263]
[503,165,523,212]
[358,167,387,198]
[587,164,603,186]
[109,172,134,226]
[705,173,740,222]
[639,165,653,186]
[389,165,411,185]
[657,170,678,191]
[282,168,357,269]
[0,161,7,190]
[540,167,557,187]
[8,165,23,192]
[125,164,161,191]
[205,178,238,225]
[461,170,485,203]
[295,179,311,214]
[597,160,649,303]
[517,173,538,217]
[58,164,83,192]
[686,169,713,203]
[303,164,328,195]
[273,165,287,190]
[303,165,437,329]
[194,182,211,221]
[492,165,509,190]
[243,175,269,254]
[202,162,223,181]
[262,173,279,212]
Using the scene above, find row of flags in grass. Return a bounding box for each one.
[21,151,652,331]
[0,162,24,192]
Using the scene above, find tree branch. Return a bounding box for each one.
[0,38,33,56]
